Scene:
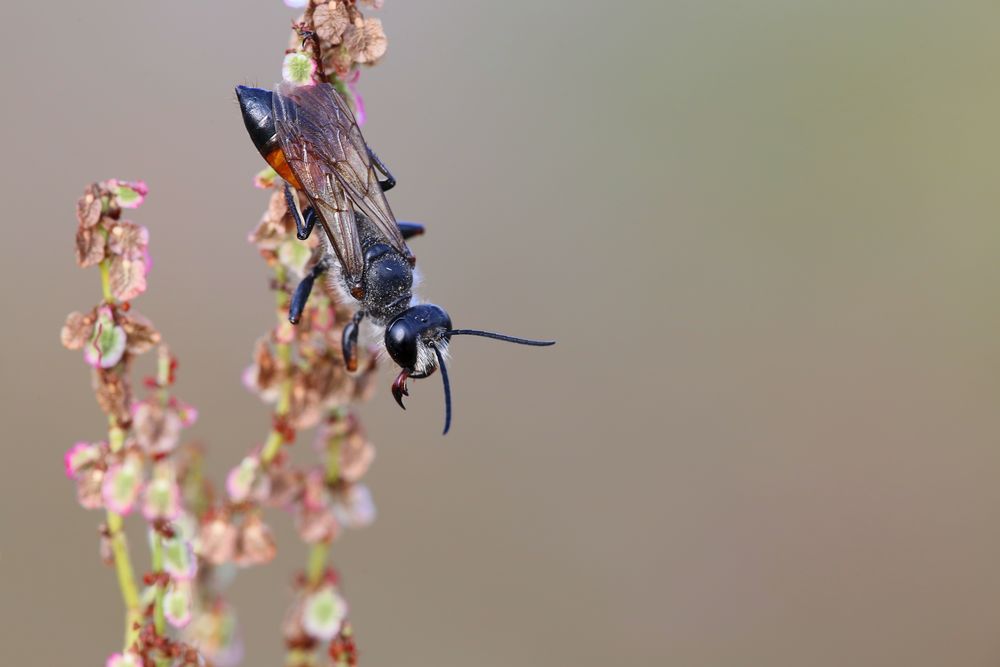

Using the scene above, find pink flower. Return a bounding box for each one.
[235,514,277,566]
[84,306,126,369]
[176,400,198,427]
[198,514,238,565]
[296,505,339,544]
[106,652,141,667]
[226,455,268,503]
[334,483,376,529]
[76,468,105,510]
[109,180,148,209]
[164,581,193,628]
[302,469,330,511]
[64,441,100,479]
[254,166,278,189]
[101,457,142,514]
[182,602,243,667]
[160,533,198,581]
[142,476,182,521]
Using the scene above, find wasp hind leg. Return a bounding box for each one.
[284,182,316,241]
[341,310,365,372]
[289,259,329,325]
[397,222,425,240]
[367,147,396,192]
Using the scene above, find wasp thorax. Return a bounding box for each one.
[385,304,452,372]
[362,243,414,321]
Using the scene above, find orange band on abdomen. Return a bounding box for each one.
[265,147,302,191]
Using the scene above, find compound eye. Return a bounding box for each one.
[385,317,418,369]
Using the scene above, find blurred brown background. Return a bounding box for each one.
[3,1,1000,665]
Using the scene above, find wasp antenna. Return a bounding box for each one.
[445,329,556,347]
[433,346,453,435]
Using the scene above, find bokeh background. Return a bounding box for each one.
[3,1,1000,665]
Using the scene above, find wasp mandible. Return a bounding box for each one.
[236,82,553,433]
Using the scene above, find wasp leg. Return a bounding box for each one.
[367,147,396,192]
[396,222,425,240]
[341,310,365,372]
[289,259,329,325]
[284,182,316,241]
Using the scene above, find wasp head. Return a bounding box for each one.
[384,304,555,435]
[385,304,452,379]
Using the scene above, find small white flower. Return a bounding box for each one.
[302,586,347,640]
[282,51,316,85]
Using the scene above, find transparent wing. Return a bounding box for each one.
[273,83,407,268]
[273,85,364,283]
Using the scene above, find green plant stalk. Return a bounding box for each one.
[262,265,293,466]
[306,541,330,586]
[305,429,344,586]
[151,535,166,635]
[99,253,113,303]
[107,510,142,649]
[156,347,170,406]
[108,411,142,649]
[100,262,142,649]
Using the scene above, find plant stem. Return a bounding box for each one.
[306,541,330,586]
[98,264,141,649]
[99,251,113,303]
[262,265,293,466]
[156,346,170,406]
[305,426,344,587]
[151,533,166,635]
[106,420,142,648]
[107,510,141,649]
[324,431,341,484]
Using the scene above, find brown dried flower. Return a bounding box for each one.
[249,190,295,249]
[235,514,277,566]
[243,338,279,396]
[119,313,161,354]
[282,596,312,649]
[344,17,387,64]
[313,1,350,45]
[61,309,96,349]
[107,221,149,259]
[108,255,148,302]
[265,466,305,509]
[133,401,182,455]
[76,187,103,228]
[339,431,375,483]
[199,514,238,565]
[296,506,340,544]
[76,225,106,268]
[93,363,133,427]
[77,467,105,509]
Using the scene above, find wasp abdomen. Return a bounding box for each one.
[236,86,302,189]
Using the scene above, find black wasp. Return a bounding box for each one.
[236,82,553,433]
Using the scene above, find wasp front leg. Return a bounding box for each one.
[367,147,396,192]
[289,258,329,324]
[341,310,365,372]
[284,182,316,241]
